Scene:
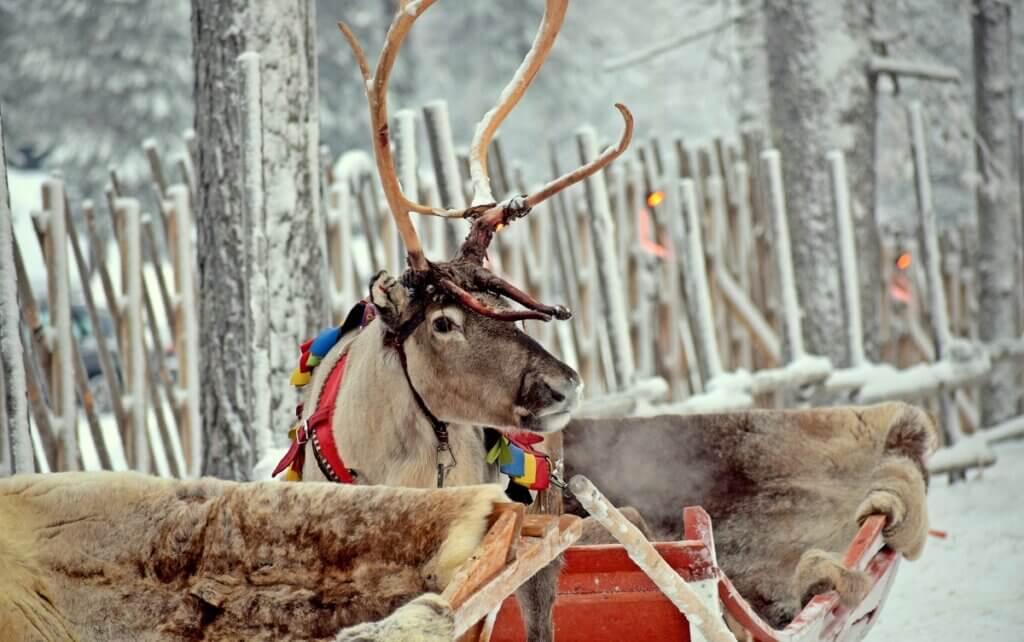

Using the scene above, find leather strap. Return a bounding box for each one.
[393,341,455,487]
[271,354,355,483]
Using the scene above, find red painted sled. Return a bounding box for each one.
[487,507,897,642]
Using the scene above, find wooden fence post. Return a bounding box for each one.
[577,127,635,391]
[761,149,806,360]
[680,178,724,381]
[166,185,201,475]
[238,50,270,469]
[40,179,77,470]
[828,150,866,367]
[907,102,962,446]
[115,197,148,472]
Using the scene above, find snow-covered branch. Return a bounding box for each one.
[603,5,758,72]
[869,57,961,83]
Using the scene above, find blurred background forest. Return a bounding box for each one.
[2,0,1023,227]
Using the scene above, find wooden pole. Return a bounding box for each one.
[907,101,962,447]
[568,475,736,642]
[680,178,724,381]
[577,127,635,391]
[238,50,268,471]
[761,149,806,360]
[828,150,867,367]
[168,185,201,476]
[115,197,148,472]
[40,179,77,470]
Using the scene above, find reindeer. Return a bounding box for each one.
[280,1,633,639]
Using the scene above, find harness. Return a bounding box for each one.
[272,299,557,499]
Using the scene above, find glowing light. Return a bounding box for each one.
[495,223,506,232]
[637,208,670,259]
[890,283,911,303]
[646,191,665,207]
[896,253,912,270]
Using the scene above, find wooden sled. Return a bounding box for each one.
[489,497,897,642]
[446,503,582,641]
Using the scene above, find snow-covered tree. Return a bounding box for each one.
[0,0,191,199]
[0,107,32,475]
[762,0,882,366]
[193,0,328,480]
[972,0,1022,425]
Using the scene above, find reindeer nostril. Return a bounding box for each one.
[550,388,565,403]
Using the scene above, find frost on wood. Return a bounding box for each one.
[568,475,737,642]
[238,50,272,468]
[0,109,33,474]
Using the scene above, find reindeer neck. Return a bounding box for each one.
[303,321,491,488]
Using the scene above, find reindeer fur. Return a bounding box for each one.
[0,472,506,641]
[564,401,935,628]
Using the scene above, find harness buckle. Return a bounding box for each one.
[436,441,458,488]
[295,420,311,445]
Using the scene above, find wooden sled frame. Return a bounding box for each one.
[720,512,897,642]
[442,503,583,640]
[488,476,899,642]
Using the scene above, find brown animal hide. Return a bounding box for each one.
[0,472,506,641]
[564,401,935,628]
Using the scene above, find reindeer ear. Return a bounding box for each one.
[369,270,410,328]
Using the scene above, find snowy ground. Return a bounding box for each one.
[871,439,1024,641]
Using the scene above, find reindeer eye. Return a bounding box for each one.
[432,317,454,333]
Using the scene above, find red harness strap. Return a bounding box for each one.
[272,354,355,483]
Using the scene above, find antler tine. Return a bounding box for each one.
[468,0,570,206]
[439,278,555,323]
[339,1,446,272]
[469,103,634,235]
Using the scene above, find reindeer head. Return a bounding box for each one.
[340,0,633,433]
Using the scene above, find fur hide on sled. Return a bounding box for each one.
[563,401,937,628]
[0,472,507,641]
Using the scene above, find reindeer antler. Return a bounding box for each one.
[340,0,633,319]
[468,0,570,206]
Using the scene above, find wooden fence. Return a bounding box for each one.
[3,91,1024,479]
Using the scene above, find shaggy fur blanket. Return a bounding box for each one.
[0,472,506,641]
[564,401,936,627]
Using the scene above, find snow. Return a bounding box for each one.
[873,439,1024,641]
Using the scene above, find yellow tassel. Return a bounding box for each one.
[285,468,301,482]
[290,368,311,387]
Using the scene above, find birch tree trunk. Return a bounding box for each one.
[0,107,33,475]
[972,0,1022,425]
[762,1,882,365]
[192,0,327,480]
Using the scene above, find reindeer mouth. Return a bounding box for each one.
[537,410,573,432]
[514,385,580,433]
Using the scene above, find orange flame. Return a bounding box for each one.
[896,253,911,270]
[646,191,665,207]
